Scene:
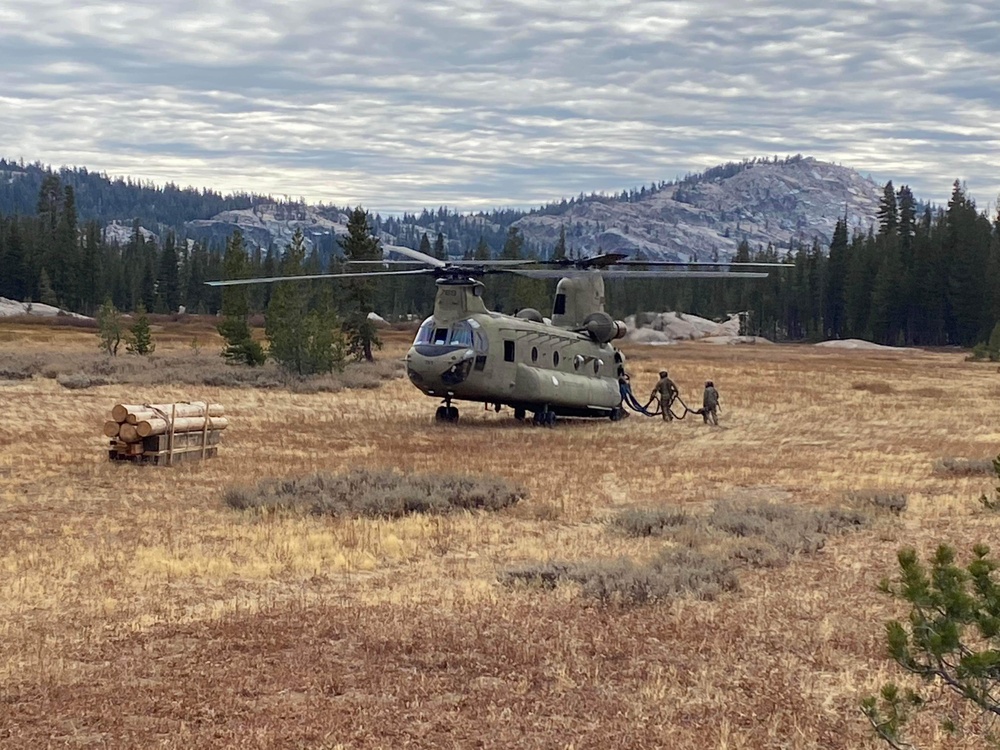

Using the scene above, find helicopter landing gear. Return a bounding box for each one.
[435,402,459,423]
[514,407,526,422]
[609,406,628,421]
[532,409,556,427]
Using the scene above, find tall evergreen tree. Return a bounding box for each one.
[433,232,446,260]
[823,219,850,338]
[553,224,567,260]
[217,230,265,365]
[156,231,181,313]
[266,228,344,375]
[339,207,383,361]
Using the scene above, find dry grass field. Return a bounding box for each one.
[2,318,999,749]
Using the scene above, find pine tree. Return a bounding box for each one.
[38,269,59,306]
[266,228,345,375]
[217,230,266,366]
[156,231,180,313]
[338,207,382,361]
[824,218,849,338]
[126,303,155,355]
[433,232,446,261]
[418,232,432,258]
[552,224,567,260]
[862,535,1000,748]
[96,297,124,356]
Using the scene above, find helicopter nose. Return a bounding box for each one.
[405,347,475,391]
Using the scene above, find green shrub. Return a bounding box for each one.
[502,547,739,606]
[847,490,907,515]
[607,507,692,537]
[225,469,526,518]
[934,457,996,476]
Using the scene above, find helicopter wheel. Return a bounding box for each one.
[435,402,459,423]
[610,406,624,421]
[514,407,526,422]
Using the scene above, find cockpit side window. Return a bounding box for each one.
[414,317,435,344]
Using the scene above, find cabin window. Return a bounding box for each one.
[594,359,602,374]
[504,340,515,362]
[531,347,538,362]
[450,322,474,347]
[553,294,566,315]
[553,351,560,367]
[574,355,584,371]
[414,317,435,344]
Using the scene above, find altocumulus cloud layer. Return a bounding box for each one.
[1,0,999,211]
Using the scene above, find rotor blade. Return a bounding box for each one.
[205,269,430,287]
[347,258,532,266]
[615,260,794,268]
[382,243,446,268]
[506,269,769,279]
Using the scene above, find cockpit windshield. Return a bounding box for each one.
[413,318,479,349]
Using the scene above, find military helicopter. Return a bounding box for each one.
[209,244,783,425]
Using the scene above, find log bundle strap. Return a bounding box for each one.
[106,401,226,465]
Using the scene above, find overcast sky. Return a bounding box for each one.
[2,0,998,212]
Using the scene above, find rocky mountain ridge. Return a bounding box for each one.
[90,156,883,261]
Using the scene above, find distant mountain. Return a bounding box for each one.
[510,156,882,261]
[0,155,884,260]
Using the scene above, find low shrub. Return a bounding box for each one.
[505,499,870,606]
[502,548,739,605]
[608,507,692,537]
[225,469,526,519]
[847,490,908,515]
[852,381,895,395]
[708,501,865,557]
[56,372,109,389]
[934,457,996,476]
[0,350,402,392]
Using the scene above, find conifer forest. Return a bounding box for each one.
[1,163,998,350]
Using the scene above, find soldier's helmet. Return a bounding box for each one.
[659,370,668,378]
[706,380,713,387]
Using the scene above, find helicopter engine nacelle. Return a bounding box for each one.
[515,308,544,323]
[583,312,627,344]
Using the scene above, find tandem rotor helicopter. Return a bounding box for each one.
[209,243,785,425]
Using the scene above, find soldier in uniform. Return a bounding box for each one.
[650,370,679,421]
[702,380,720,425]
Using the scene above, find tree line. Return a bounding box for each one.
[2,173,999,350]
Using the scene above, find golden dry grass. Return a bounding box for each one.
[1,322,999,748]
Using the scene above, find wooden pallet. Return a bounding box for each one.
[108,429,223,465]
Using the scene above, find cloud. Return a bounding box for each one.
[1,0,998,211]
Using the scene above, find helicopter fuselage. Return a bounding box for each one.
[404,279,626,419]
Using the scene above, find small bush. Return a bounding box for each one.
[56,372,108,390]
[608,507,692,537]
[225,469,526,519]
[502,548,739,605]
[934,457,996,476]
[852,381,895,395]
[708,501,866,557]
[724,538,785,568]
[0,360,39,380]
[847,490,908,515]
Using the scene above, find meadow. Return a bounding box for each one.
[1,318,998,749]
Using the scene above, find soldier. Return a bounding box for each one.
[702,380,720,425]
[650,370,679,421]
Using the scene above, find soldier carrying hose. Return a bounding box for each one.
[650,370,679,422]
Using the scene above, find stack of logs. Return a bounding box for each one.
[105,401,227,464]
